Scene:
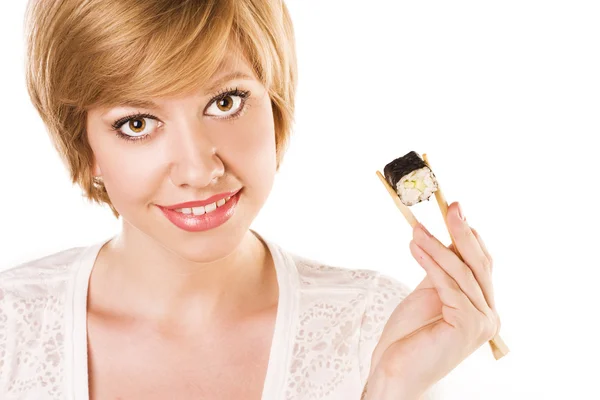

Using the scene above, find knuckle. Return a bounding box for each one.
[476,316,488,337]
[480,255,492,272]
[461,225,473,239]
[461,263,476,283]
[469,313,493,342]
[449,284,464,298]
[452,311,469,332]
[460,267,479,292]
[494,313,502,336]
[480,314,497,341]
[409,240,420,254]
[467,316,485,342]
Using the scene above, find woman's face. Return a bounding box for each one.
[86,54,277,262]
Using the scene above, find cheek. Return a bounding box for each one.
[97,147,165,208]
[225,107,277,185]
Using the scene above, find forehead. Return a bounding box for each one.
[98,51,258,113]
[205,52,257,91]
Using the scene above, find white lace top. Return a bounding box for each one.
[0,231,439,399]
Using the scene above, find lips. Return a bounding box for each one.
[163,189,241,210]
[157,188,242,232]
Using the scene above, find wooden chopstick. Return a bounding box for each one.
[421,153,509,360]
[375,170,446,332]
[376,171,419,228]
[376,154,510,360]
[420,154,462,262]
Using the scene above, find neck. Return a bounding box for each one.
[87,225,276,333]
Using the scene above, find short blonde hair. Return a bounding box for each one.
[24,0,298,218]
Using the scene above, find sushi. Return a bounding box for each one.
[383,151,439,206]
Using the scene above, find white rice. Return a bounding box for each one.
[394,166,438,206]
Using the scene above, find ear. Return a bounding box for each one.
[91,160,102,177]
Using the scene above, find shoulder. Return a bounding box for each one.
[0,244,90,330]
[281,246,413,332]
[285,249,412,300]
[278,246,415,384]
[0,245,87,397]
[0,244,87,295]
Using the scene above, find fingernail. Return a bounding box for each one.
[457,203,466,221]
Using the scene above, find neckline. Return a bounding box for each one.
[69,229,298,400]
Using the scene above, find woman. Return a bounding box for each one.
[0,0,501,399]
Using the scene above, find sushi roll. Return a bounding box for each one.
[383,151,439,206]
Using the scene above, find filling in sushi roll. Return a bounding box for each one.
[383,151,439,206]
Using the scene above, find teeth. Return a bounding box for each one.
[192,206,206,215]
[173,194,235,216]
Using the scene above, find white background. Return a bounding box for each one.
[1,1,599,398]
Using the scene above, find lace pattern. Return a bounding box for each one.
[0,251,78,399]
[284,254,413,399]
[0,244,430,399]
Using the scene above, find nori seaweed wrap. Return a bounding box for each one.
[383,151,439,206]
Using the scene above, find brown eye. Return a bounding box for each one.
[129,118,145,133]
[216,96,234,112]
[206,94,243,118]
[117,116,159,138]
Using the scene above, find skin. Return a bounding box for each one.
[83,47,499,399]
[364,202,502,399]
[84,51,280,398]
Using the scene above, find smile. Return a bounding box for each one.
[173,195,233,216]
[157,190,241,232]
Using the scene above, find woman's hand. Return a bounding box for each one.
[365,202,501,399]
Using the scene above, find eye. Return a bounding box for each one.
[110,112,161,142]
[109,87,250,143]
[118,116,158,137]
[205,88,251,119]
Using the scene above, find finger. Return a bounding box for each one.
[413,223,492,317]
[472,227,493,273]
[409,240,475,314]
[470,228,497,313]
[451,228,493,272]
[446,202,496,311]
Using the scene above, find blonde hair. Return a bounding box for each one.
[24,0,298,218]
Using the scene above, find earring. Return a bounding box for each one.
[92,176,104,188]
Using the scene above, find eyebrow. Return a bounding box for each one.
[116,71,255,109]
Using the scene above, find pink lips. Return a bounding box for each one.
[157,189,241,232]
[163,189,241,210]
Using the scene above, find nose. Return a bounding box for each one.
[168,122,225,189]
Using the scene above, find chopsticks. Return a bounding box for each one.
[376,153,509,360]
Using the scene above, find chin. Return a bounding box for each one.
[160,221,251,264]
[118,194,258,263]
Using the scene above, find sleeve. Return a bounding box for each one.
[357,272,443,399]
